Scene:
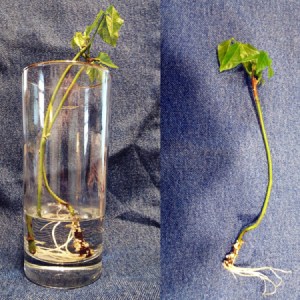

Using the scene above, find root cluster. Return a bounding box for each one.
[26,205,95,263]
[223,240,291,296]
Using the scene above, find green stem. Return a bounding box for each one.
[40,67,84,217]
[36,15,105,215]
[37,53,87,216]
[87,13,106,57]
[237,76,273,243]
[47,67,84,133]
[42,166,75,216]
[26,215,36,254]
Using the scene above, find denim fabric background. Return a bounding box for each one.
[161,1,299,299]
[0,1,160,299]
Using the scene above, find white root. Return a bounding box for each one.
[33,222,85,263]
[51,221,61,248]
[26,205,95,263]
[224,263,291,296]
[223,240,291,296]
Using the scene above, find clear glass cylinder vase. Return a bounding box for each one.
[22,61,111,288]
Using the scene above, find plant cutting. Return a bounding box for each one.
[217,38,290,296]
[23,5,123,288]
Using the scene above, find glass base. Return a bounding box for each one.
[24,254,102,289]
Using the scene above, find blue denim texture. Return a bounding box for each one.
[0,1,160,299]
[161,1,299,299]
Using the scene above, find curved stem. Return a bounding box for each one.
[47,67,84,133]
[36,15,104,216]
[237,76,273,243]
[88,13,106,56]
[37,53,85,216]
[38,67,84,217]
[42,166,75,216]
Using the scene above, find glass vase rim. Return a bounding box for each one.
[23,60,110,75]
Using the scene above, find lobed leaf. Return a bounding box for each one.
[256,51,274,79]
[218,38,233,65]
[95,52,118,68]
[98,5,124,47]
[219,41,259,72]
[218,38,274,83]
[86,65,103,83]
[219,42,241,71]
[84,10,105,36]
[239,43,260,60]
[71,32,90,50]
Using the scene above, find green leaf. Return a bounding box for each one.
[219,42,240,71]
[86,65,103,83]
[219,41,260,72]
[268,66,274,78]
[71,32,90,50]
[217,38,233,65]
[256,51,274,79]
[239,43,260,60]
[98,5,124,47]
[84,10,105,36]
[218,39,274,85]
[242,62,253,76]
[95,52,118,68]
